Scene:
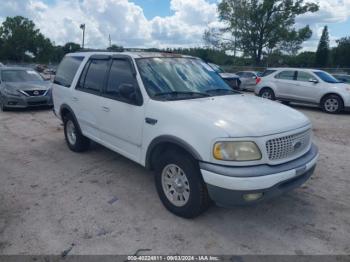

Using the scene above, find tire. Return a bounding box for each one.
[0,98,7,112]
[63,113,90,152]
[259,87,275,100]
[321,94,344,114]
[155,149,211,218]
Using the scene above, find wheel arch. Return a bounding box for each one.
[145,135,203,170]
[59,104,83,133]
[320,92,345,105]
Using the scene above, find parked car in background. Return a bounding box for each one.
[0,67,53,111]
[208,63,241,90]
[53,52,318,218]
[255,68,350,113]
[332,74,350,84]
[235,71,262,91]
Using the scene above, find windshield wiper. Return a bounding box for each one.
[154,91,210,100]
[206,88,238,95]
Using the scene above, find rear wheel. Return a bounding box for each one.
[321,94,344,114]
[63,114,90,152]
[155,150,211,218]
[259,88,275,100]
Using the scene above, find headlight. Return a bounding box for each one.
[3,88,21,97]
[213,141,262,161]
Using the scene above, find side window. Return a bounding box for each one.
[54,56,84,87]
[78,59,110,93]
[104,59,137,100]
[297,71,317,82]
[275,71,296,80]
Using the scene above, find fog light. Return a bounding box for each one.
[243,193,263,202]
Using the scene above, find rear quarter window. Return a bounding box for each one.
[54,56,84,87]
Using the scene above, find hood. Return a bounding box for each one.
[4,81,50,91]
[219,72,239,79]
[163,94,310,137]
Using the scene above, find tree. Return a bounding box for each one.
[331,37,350,68]
[206,0,319,65]
[315,26,330,67]
[0,16,55,62]
[107,44,124,52]
[62,42,81,54]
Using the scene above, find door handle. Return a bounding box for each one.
[72,97,79,102]
[102,106,110,112]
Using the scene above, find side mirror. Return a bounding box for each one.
[252,76,257,79]
[309,79,318,84]
[119,83,142,105]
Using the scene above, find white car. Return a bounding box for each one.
[255,68,350,113]
[236,71,261,91]
[53,52,319,218]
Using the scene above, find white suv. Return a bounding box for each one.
[53,52,319,218]
[255,68,350,113]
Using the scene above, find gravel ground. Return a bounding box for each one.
[0,103,349,255]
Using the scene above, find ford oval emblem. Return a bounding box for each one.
[293,141,302,151]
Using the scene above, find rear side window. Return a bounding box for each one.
[54,56,84,87]
[275,71,296,80]
[261,70,276,77]
[78,59,110,93]
[105,59,136,98]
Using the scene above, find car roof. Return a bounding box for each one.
[266,68,323,73]
[68,51,194,59]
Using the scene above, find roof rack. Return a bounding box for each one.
[75,48,173,53]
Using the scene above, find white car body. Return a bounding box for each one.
[53,53,319,216]
[236,71,260,91]
[255,68,350,112]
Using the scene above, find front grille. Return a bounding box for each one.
[266,130,311,161]
[23,90,46,96]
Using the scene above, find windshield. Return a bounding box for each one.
[314,71,342,84]
[136,58,235,100]
[1,70,43,82]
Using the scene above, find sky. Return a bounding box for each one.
[0,0,349,51]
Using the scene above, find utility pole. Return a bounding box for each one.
[80,24,86,49]
[109,34,112,48]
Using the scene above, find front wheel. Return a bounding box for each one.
[321,94,344,114]
[155,150,211,218]
[63,114,90,152]
[259,88,275,100]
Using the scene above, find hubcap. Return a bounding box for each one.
[161,164,190,207]
[66,120,77,145]
[324,98,339,112]
[261,91,272,99]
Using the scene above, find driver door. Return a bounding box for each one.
[98,58,145,163]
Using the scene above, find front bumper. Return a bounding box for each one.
[200,144,319,207]
[2,94,53,108]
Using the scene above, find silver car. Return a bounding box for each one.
[236,71,261,91]
[0,67,53,111]
[255,68,350,114]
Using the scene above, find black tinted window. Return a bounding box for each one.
[105,59,136,97]
[82,59,109,92]
[54,56,84,87]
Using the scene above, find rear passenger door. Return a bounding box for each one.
[74,55,110,141]
[98,57,145,163]
[274,70,297,99]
